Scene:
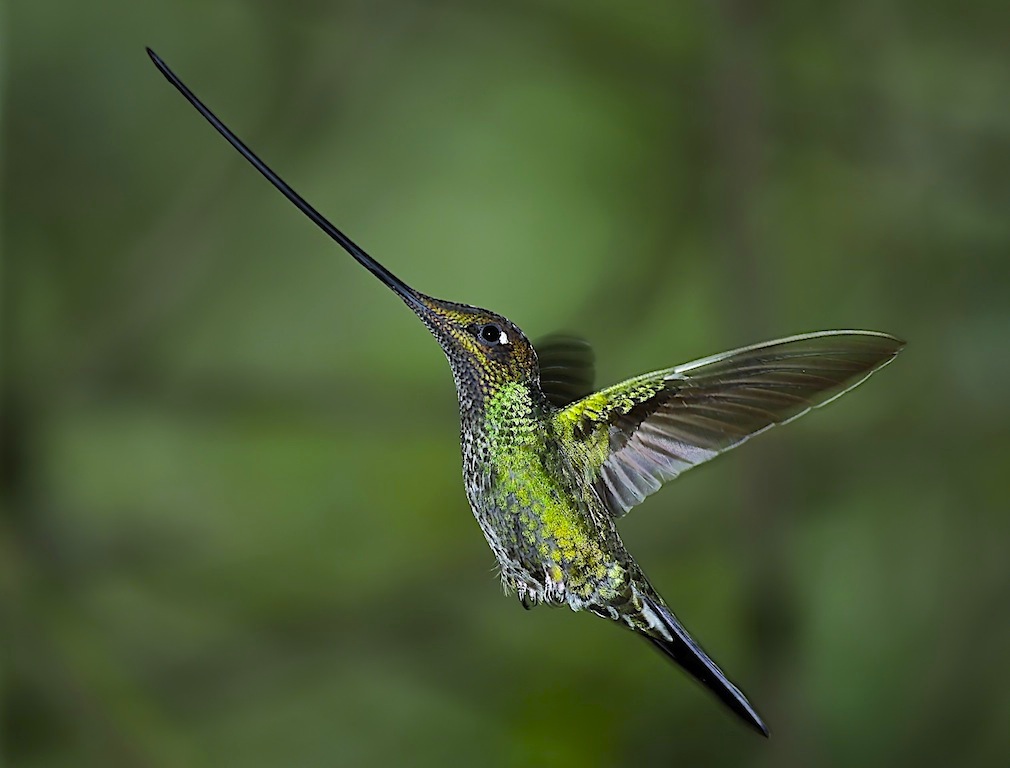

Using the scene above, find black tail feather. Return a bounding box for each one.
[642,595,769,737]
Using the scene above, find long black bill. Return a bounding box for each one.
[147,48,425,312]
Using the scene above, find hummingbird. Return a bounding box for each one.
[148,48,903,737]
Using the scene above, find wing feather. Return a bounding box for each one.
[553,331,904,517]
[535,334,596,408]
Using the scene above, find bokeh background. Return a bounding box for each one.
[3,1,1009,766]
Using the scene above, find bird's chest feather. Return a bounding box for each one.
[462,383,618,606]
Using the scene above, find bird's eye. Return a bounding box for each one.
[480,323,501,343]
[478,323,508,346]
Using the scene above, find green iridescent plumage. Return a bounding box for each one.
[150,49,905,738]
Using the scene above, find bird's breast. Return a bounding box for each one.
[462,383,626,607]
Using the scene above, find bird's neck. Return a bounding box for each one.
[480,380,551,452]
[446,358,544,424]
[455,374,548,441]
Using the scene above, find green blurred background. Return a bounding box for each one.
[3,1,1009,766]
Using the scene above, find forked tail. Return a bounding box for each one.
[640,593,769,736]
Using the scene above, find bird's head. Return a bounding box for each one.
[409,295,539,400]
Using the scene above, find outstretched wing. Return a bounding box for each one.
[535,334,596,408]
[553,330,904,517]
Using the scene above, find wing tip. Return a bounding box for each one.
[672,329,907,377]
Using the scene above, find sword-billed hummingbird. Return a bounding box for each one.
[148,49,903,737]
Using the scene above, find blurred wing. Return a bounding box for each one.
[554,331,904,517]
[535,334,596,408]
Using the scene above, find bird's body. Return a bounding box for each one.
[149,49,904,737]
[467,378,671,661]
[465,378,629,611]
[429,301,637,617]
